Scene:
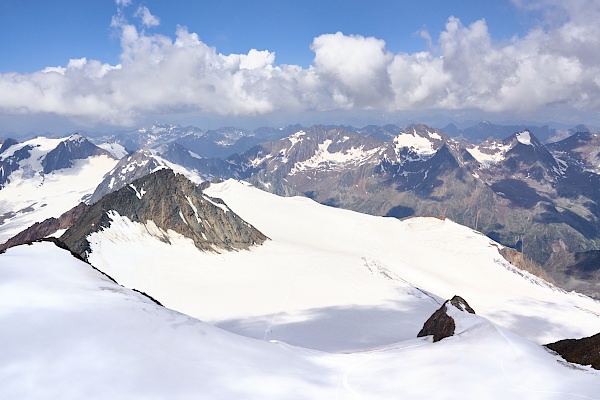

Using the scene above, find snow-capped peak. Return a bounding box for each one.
[67,133,85,143]
[516,130,532,146]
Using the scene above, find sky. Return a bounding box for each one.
[1,0,600,135]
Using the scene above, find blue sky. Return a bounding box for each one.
[1,0,599,134]
[0,1,528,72]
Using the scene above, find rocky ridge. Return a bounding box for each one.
[61,168,268,259]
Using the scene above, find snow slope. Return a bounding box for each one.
[0,137,118,243]
[1,241,599,399]
[86,179,600,351]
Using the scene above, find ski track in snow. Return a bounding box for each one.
[263,264,300,341]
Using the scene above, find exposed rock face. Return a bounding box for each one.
[60,168,268,259]
[417,296,476,342]
[0,138,18,155]
[498,246,555,284]
[0,203,88,251]
[41,134,114,174]
[545,247,600,299]
[546,332,600,370]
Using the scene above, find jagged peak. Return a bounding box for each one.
[66,133,85,142]
[62,168,268,258]
[504,129,543,148]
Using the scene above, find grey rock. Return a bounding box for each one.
[61,168,268,259]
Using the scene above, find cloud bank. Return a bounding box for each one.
[1,0,599,127]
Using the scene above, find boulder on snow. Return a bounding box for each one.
[545,332,600,370]
[417,295,476,342]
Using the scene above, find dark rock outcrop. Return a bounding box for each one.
[417,296,476,342]
[546,332,600,370]
[0,138,18,155]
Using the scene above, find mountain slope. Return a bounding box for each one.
[80,179,600,352]
[239,125,600,290]
[2,241,599,399]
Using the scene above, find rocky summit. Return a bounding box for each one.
[417,295,476,342]
[58,168,268,259]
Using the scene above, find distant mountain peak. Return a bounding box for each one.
[41,134,115,175]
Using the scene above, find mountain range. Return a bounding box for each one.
[1,122,600,398]
[2,122,599,297]
[221,125,599,298]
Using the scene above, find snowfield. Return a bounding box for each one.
[2,241,600,399]
[84,179,600,351]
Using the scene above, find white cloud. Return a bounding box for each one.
[311,32,394,108]
[134,6,160,28]
[1,1,600,128]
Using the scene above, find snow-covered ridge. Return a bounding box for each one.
[3,241,599,399]
[466,130,536,166]
[287,130,307,147]
[0,136,63,161]
[290,139,380,174]
[466,141,511,166]
[97,142,128,159]
[392,128,442,162]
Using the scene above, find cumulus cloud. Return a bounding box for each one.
[1,0,600,127]
[134,6,160,28]
[311,32,394,108]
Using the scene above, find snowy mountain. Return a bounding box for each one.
[547,131,600,174]
[94,123,202,152]
[0,134,118,244]
[88,144,240,203]
[3,240,599,399]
